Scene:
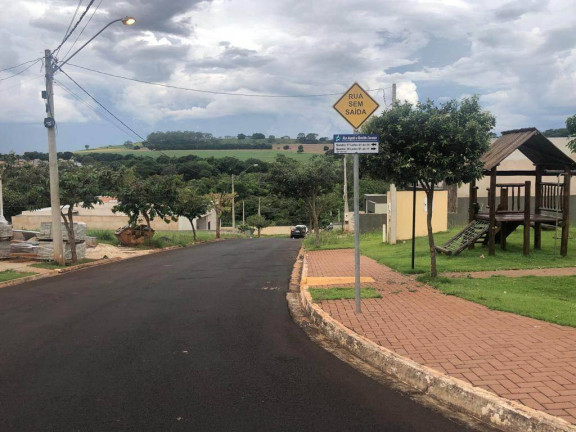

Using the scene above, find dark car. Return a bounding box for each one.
[290,225,307,239]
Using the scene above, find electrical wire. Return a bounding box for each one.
[0,75,43,94]
[0,59,42,82]
[54,79,132,138]
[68,63,392,98]
[53,0,96,55]
[0,58,42,74]
[61,0,103,61]
[59,69,145,141]
[55,0,83,56]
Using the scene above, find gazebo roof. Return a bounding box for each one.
[481,127,576,171]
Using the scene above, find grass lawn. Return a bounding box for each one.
[0,270,36,282]
[422,275,576,328]
[304,226,576,327]
[77,149,316,162]
[309,287,381,302]
[304,226,576,274]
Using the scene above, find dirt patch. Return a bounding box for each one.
[84,243,155,260]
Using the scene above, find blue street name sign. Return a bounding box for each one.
[333,134,379,154]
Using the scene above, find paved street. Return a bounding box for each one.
[0,239,474,431]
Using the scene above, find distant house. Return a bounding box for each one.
[11,197,218,232]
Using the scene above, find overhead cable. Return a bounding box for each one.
[55,0,83,56]
[68,63,392,98]
[53,0,96,55]
[60,68,145,141]
[0,58,42,74]
[61,0,103,61]
[0,59,42,82]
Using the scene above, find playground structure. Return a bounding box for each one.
[437,128,576,256]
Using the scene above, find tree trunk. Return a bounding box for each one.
[216,213,221,239]
[257,227,261,238]
[143,212,152,246]
[61,206,77,263]
[312,196,320,246]
[191,221,197,242]
[425,188,437,277]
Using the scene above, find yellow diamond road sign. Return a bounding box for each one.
[333,82,380,130]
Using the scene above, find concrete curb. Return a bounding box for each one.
[298,254,575,432]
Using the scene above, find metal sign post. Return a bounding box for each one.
[333,134,379,313]
[333,83,380,314]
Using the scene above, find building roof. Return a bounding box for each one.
[481,128,576,171]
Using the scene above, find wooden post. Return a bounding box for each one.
[561,168,571,257]
[488,167,497,256]
[523,181,531,256]
[468,180,477,223]
[534,166,542,250]
[499,188,508,250]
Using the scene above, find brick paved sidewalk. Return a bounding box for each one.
[306,249,576,426]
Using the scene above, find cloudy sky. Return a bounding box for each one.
[0,0,575,153]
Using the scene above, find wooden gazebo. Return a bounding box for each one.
[437,128,575,256]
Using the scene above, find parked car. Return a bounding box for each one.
[290,225,307,239]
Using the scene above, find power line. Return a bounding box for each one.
[68,63,393,98]
[53,0,96,55]
[0,75,43,95]
[59,69,145,141]
[61,0,103,61]
[55,79,137,140]
[0,58,42,74]
[0,59,42,82]
[56,0,83,56]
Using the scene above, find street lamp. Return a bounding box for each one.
[231,164,258,229]
[43,17,135,264]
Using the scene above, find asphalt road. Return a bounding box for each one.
[0,239,475,431]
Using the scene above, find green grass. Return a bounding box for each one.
[87,229,243,249]
[87,229,120,245]
[31,259,96,269]
[0,270,36,282]
[76,149,316,162]
[423,275,576,327]
[309,287,382,301]
[304,227,576,274]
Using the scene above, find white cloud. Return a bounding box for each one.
[1,0,575,150]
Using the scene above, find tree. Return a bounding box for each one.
[3,162,50,220]
[297,145,304,153]
[206,192,235,239]
[172,185,210,242]
[269,155,340,246]
[362,96,495,277]
[567,114,576,153]
[237,133,246,140]
[58,163,106,262]
[123,140,134,149]
[305,133,318,143]
[323,146,329,151]
[542,128,569,137]
[84,145,89,150]
[246,214,270,237]
[251,133,265,140]
[283,145,290,150]
[113,170,183,231]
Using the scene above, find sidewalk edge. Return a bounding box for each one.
[298,253,575,432]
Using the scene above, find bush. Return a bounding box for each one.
[283,145,290,150]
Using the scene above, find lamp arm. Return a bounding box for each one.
[56,18,123,71]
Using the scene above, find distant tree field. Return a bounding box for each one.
[76,149,315,162]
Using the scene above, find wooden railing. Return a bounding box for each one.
[487,183,526,212]
[539,182,565,213]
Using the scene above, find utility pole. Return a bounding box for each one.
[242,200,245,225]
[44,49,65,265]
[231,174,236,229]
